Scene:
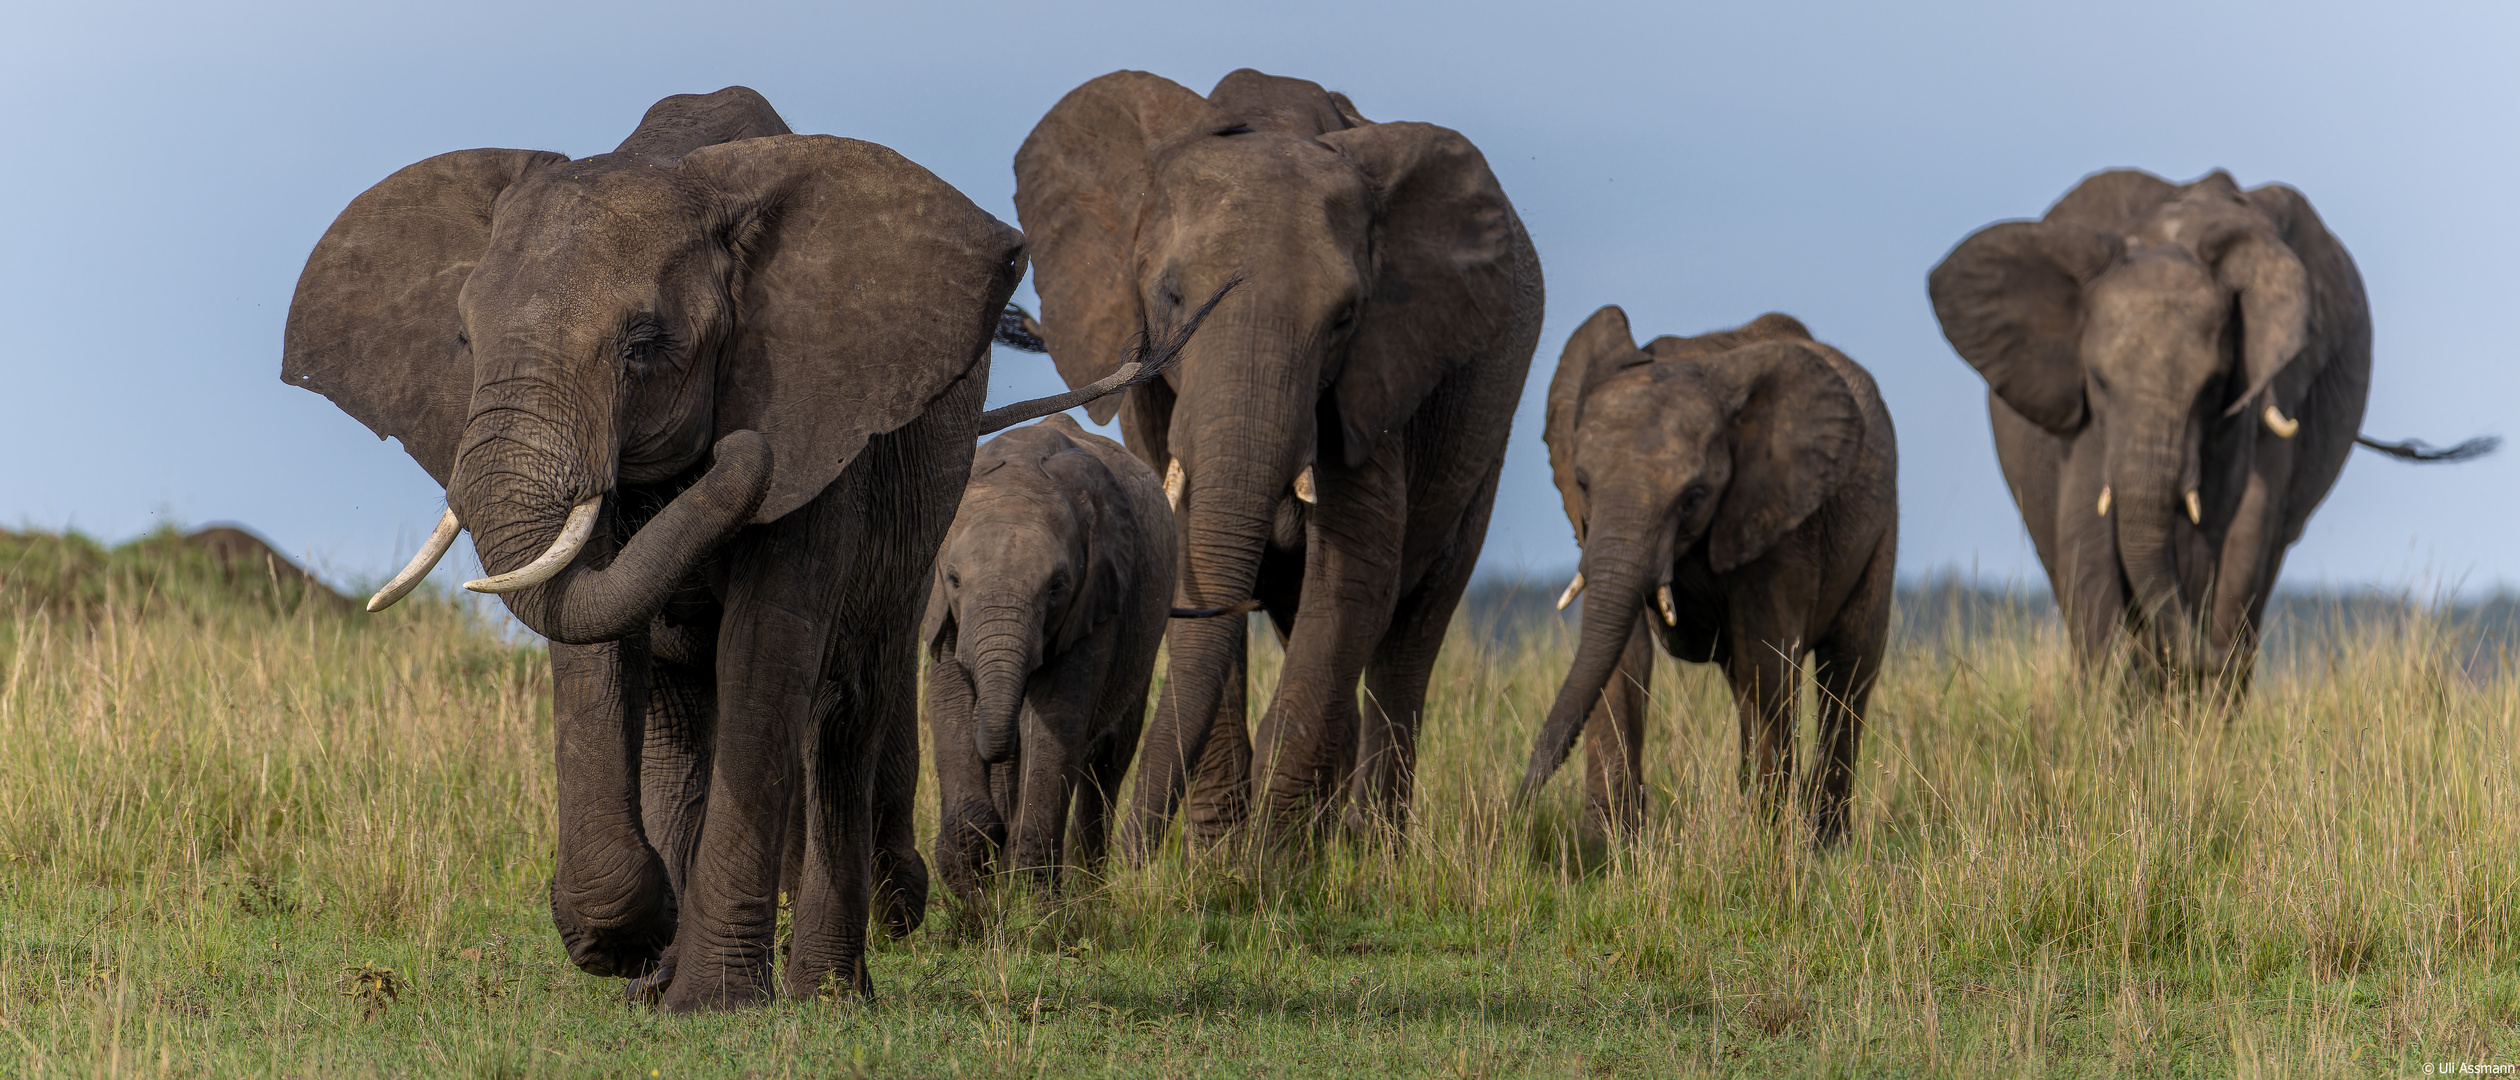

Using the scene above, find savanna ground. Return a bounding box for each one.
[2,529,2516,1077]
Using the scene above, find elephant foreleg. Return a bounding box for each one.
[1250,447,1406,842]
[1809,532,1893,846]
[1344,474,1492,837]
[640,628,715,905]
[549,636,677,979]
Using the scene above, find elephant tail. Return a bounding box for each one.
[1170,599,1263,619]
[2354,432,2499,463]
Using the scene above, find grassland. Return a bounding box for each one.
[2,531,2516,1077]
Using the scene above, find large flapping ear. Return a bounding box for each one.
[2205,223,2311,415]
[1544,305,1643,542]
[684,135,1025,524]
[1039,444,1137,655]
[2230,181,2356,419]
[1927,220,2119,434]
[1702,341,1865,573]
[282,148,568,486]
[1013,71,1230,424]
[1318,120,1543,468]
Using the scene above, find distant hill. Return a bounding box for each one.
[0,526,353,620]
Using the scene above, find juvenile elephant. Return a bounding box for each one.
[923,416,1176,904]
[1015,69,1544,851]
[283,87,1180,1010]
[1520,309,1897,844]
[1931,169,2493,689]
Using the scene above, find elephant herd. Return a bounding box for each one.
[281,73,2488,1011]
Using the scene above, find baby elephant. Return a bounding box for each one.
[924,415,1176,903]
[1520,308,1897,844]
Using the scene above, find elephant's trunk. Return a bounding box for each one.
[2111,426,2197,673]
[1521,531,1655,800]
[963,608,1039,765]
[454,430,771,644]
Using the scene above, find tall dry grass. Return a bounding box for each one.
[0,554,2514,1075]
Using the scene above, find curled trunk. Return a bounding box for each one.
[461,431,772,644]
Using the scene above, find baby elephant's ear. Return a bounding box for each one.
[683,135,1026,524]
[1705,341,1866,573]
[283,148,568,485]
[1040,447,1136,655]
[1546,305,1641,543]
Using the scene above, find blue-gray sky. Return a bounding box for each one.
[5,0,2512,595]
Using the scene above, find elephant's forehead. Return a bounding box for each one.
[491,167,701,257]
[1587,369,1722,441]
[1153,134,1366,212]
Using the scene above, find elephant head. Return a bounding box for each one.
[1013,69,1540,760]
[1522,308,1862,794]
[923,416,1141,765]
[1929,168,2347,673]
[284,87,1024,643]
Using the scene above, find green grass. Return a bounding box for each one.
[2,536,2516,1076]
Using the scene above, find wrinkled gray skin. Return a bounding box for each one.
[283,88,1036,1011]
[1931,169,2441,690]
[1521,310,1898,844]
[1015,69,1543,851]
[923,416,1176,904]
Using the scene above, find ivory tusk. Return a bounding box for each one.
[1164,457,1184,512]
[1656,584,1678,627]
[366,508,462,613]
[2096,486,2113,517]
[1293,465,1317,505]
[2185,490,2203,525]
[463,497,602,594]
[1556,572,1585,611]
[2262,404,2299,438]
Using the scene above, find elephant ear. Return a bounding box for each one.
[282,148,568,486]
[1039,443,1136,656]
[1544,305,1643,542]
[684,134,1025,524]
[1702,341,1865,573]
[1014,71,1231,424]
[1318,120,1543,468]
[1927,219,2120,434]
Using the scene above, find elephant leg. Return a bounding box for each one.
[1726,628,1803,825]
[549,636,677,979]
[640,634,715,905]
[1123,616,1246,861]
[1251,446,1406,840]
[926,656,999,910]
[1809,532,1893,847]
[1344,470,1492,836]
[1183,640,1251,847]
[1004,702,1078,894]
[870,657,929,939]
[1069,722,1136,878]
[1578,614,1656,840]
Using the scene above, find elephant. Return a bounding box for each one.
[1930,169,2494,690]
[1013,68,1544,852]
[922,415,1177,906]
[1519,309,1898,844]
[281,87,1198,1010]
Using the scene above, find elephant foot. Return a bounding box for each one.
[623,951,676,1006]
[658,952,776,1014]
[873,846,930,939]
[549,875,676,979]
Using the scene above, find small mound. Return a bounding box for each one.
[0,525,353,620]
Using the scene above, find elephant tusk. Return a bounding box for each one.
[464,497,602,594]
[2096,486,2112,517]
[366,508,462,613]
[1556,572,1585,611]
[2262,404,2300,438]
[1293,465,1317,505]
[1656,584,1678,627]
[2184,490,2202,525]
[1164,457,1184,512]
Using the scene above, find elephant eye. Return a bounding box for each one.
[1679,484,1709,514]
[620,317,673,369]
[945,569,961,589]
[1048,570,1070,595]
[1574,470,1591,495]
[1331,304,1358,332]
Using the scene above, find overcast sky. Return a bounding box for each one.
[4,0,2512,597]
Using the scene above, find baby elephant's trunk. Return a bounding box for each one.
[964,613,1037,764]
